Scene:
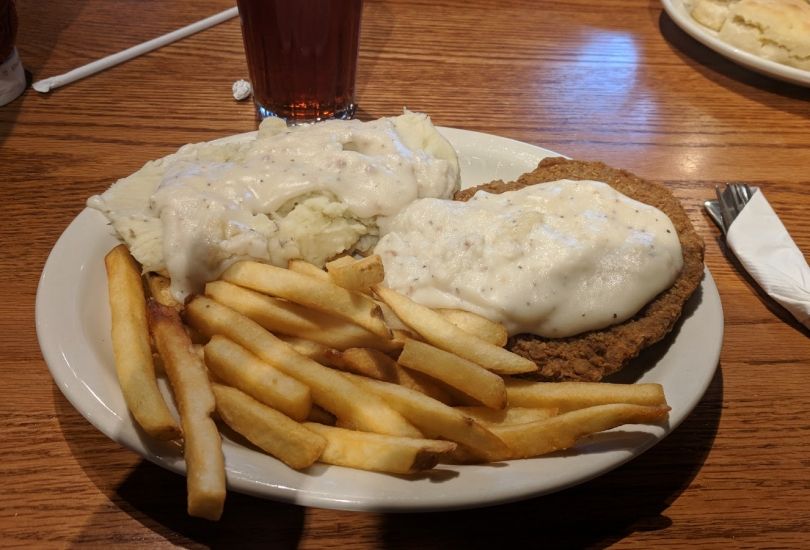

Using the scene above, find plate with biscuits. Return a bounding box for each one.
[37,123,724,514]
[662,0,810,87]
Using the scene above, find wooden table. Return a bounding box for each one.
[3,0,809,547]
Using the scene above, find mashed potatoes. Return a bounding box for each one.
[88,112,460,300]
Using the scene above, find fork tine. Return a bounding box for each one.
[721,185,738,218]
[729,184,747,215]
[728,185,741,214]
[716,185,735,232]
[712,183,754,234]
[736,182,753,208]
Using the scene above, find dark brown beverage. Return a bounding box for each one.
[236,0,363,122]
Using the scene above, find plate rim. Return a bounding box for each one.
[661,0,810,87]
[36,126,724,512]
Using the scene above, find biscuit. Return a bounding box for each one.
[720,0,810,70]
[687,0,810,71]
[688,0,739,31]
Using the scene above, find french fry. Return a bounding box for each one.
[396,368,459,405]
[184,296,422,438]
[328,347,399,376]
[307,405,337,425]
[211,383,325,470]
[204,335,312,421]
[377,300,409,331]
[145,272,182,310]
[104,245,180,440]
[205,280,399,352]
[327,254,385,291]
[436,308,508,347]
[304,422,456,474]
[276,337,450,406]
[277,335,341,367]
[287,259,330,281]
[221,261,391,339]
[398,338,507,409]
[343,372,509,458]
[452,404,670,462]
[504,380,668,412]
[329,347,456,404]
[373,286,537,375]
[148,301,225,521]
[454,406,558,426]
[324,255,355,270]
[391,328,419,346]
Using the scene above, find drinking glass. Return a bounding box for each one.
[236,0,363,123]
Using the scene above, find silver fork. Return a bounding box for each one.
[704,183,755,234]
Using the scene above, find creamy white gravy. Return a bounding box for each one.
[88,112,459,301]
[374,179,684,338]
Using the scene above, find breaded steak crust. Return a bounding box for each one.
[454,157,705,381]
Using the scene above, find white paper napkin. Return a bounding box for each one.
[726,189,810,329]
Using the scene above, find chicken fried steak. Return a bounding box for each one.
[454,157,705,381]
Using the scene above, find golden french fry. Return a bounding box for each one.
[304,422,456,474]
[398,338,507,409]
[287,259,330,281]
[374,300,408,332]
[211,383,325,470]
[343,372,509,458]
[278,339,451,407]
[453,404,670,462]
[436,308,508,347]
[504,380,667,412]
[392,328,418,346]
[330,347,397,375]
[324,255,355,270]
[222,261,391,339]
[276,335,341,367]
[327,254,385,291]
[144,272,181,310]
[204,335,312,421]
[104,245,180,441]
[184,296,422,438]
[373,286,537,375]
[329,347,456,404]
[205,280,399,352]
[307,405,337,425]
[148,301,225,521]
[454,406,557,426]
[397,368,460,405]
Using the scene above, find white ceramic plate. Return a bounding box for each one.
[37,128,724,512]
[662,0,810,87]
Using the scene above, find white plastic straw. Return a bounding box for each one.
[32,7,239,93]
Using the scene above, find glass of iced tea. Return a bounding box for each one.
[236,0,363,123]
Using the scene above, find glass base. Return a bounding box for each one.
[256,102,357,124]
[0,48,26,107]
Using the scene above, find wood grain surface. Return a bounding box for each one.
[2,0,809,547]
